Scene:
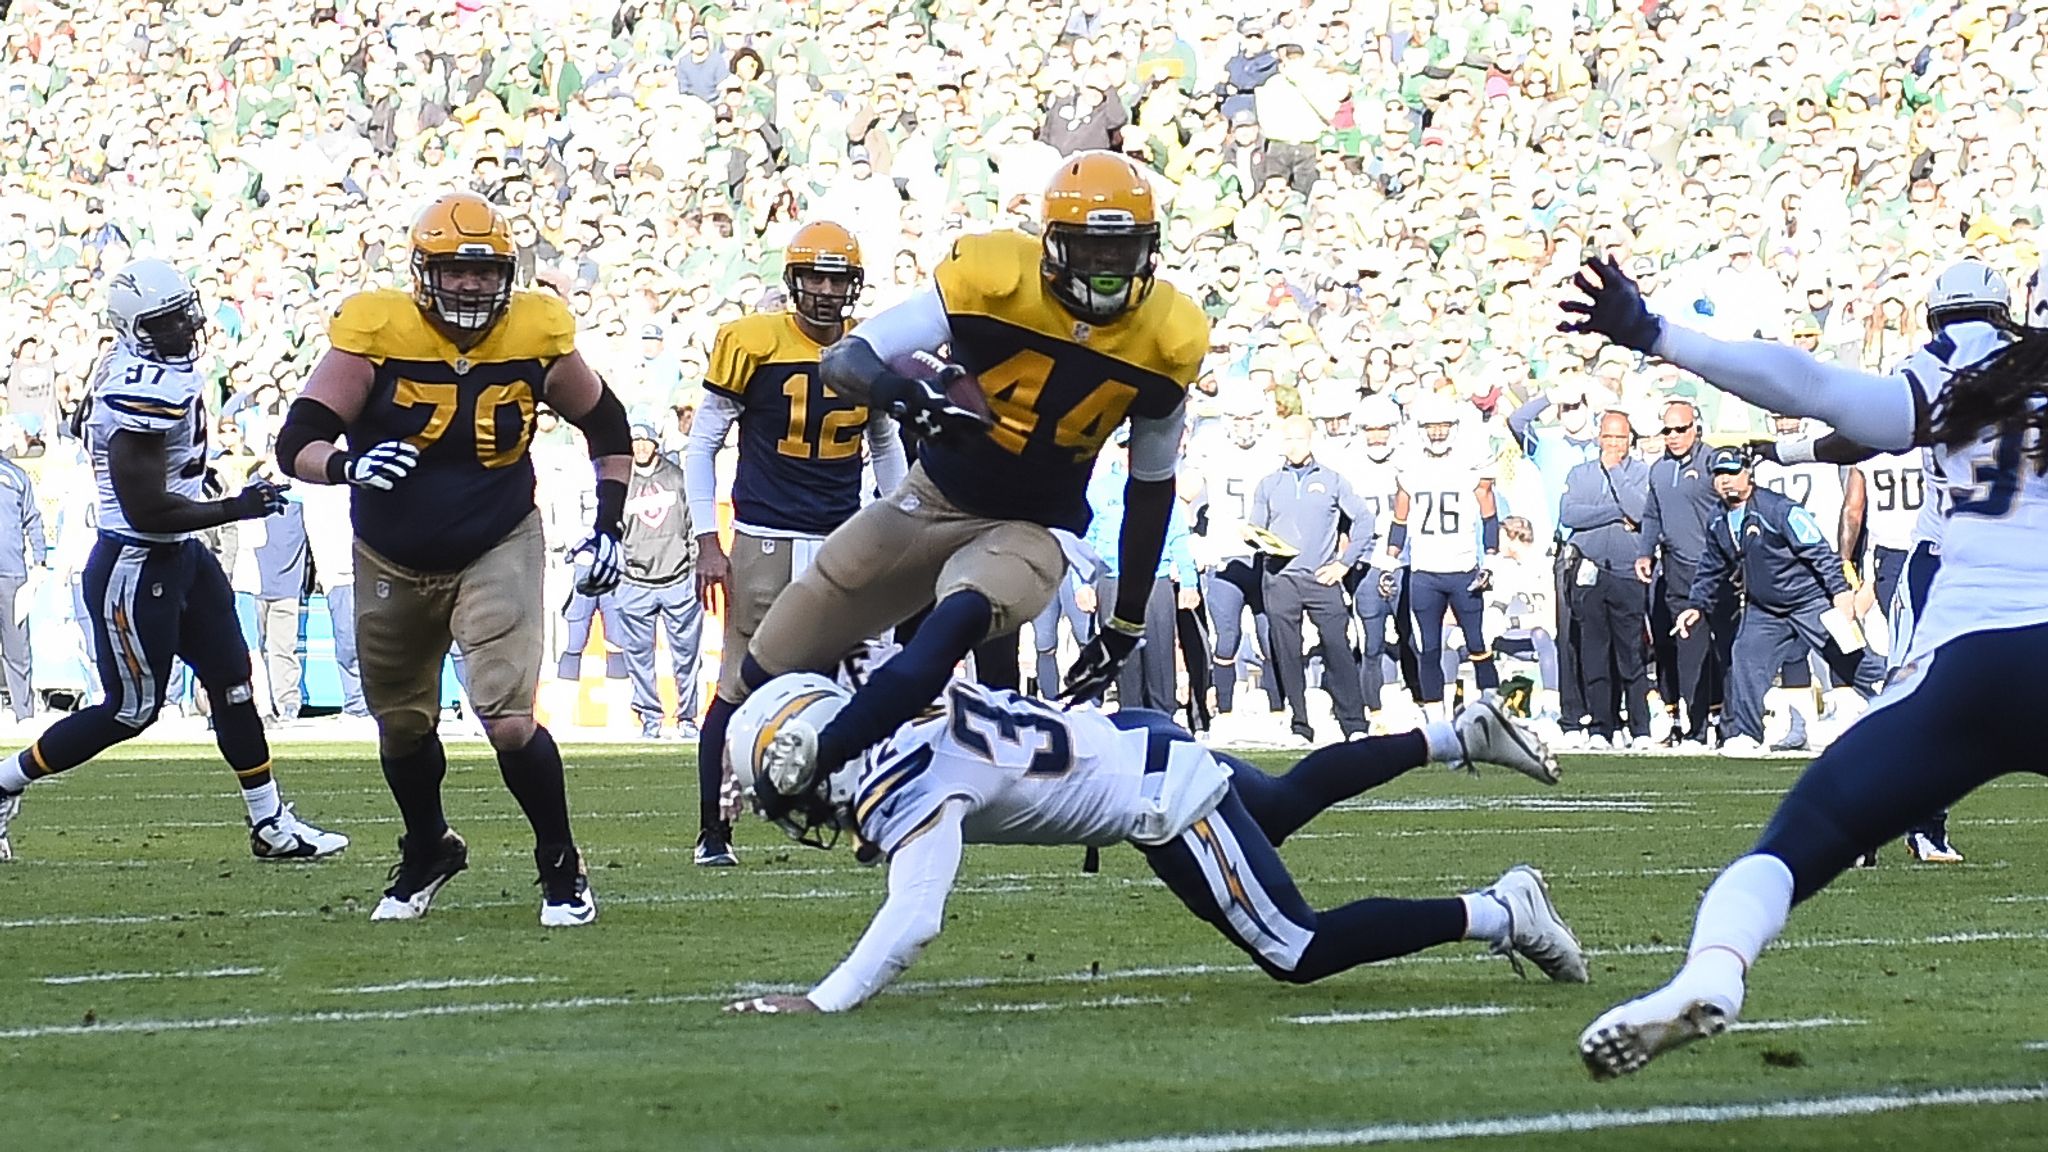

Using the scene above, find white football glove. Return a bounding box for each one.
[340,440,420,491]
[572,529,624,596]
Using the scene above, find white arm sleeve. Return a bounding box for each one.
[1654,324,1920,452]
[1126,399,1188,482]
[866,409,908,495]
[807,800,965,1013]
[683,392,742,531]
[850,286,955,363]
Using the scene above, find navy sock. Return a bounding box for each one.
[1289,897,1468,982]
[1231,732,1428,844]
[1213,661,1237,712]
[381,732,449,843]
[697,695,737,831]
[817,591,991,770]
[28,707,147,778]
[497,724,573,847]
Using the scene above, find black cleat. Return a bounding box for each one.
[370,829,469,921]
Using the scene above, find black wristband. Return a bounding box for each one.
[595,477,627,536]
[869,371,920,412]
[323,450,352,485]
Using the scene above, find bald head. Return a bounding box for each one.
[1281,414,1315,464]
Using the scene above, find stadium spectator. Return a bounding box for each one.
[0,452,44,722]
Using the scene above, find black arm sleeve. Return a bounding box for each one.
[275,397,348,478]
[1112,477,1176,625]
[571,383,632,459]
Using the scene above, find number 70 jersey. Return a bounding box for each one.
[1902,319,2048,660]
[328,288,568,573]
[852,682,1153,855]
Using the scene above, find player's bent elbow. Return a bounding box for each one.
[818,339,877,403]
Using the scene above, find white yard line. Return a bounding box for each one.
[966,1084,2048,1152]
[952,995,1173,1015]
[1726,1017,1867,1033]
[1286,1005,1520,1026]
[328,976,558,995]
[40,966,265,986]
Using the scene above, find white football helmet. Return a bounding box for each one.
[1412,391,1460,456]
[1925,259,2011,331]
[105,258,207,367]
[727,673,859,846]
[1357,394,1400,462]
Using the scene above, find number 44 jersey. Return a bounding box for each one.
[85,347,210,542]
[328,288,570,572]
[853,682,1153,855]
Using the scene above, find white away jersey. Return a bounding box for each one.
[1193,439,1273,566]
[1896,321,2048,660]
[1752,459,1847,549]
[1396,446,1491,573]
[853,683,1150,854]
[84,348,209,542]
[1853,450,1928,553]
[1332,450,1400,548]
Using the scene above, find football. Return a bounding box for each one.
[890,350,992,423]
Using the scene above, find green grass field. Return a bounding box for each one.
[3,741,2047,1151]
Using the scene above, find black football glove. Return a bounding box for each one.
[1557,256,1665,353]
[1060,621,1143,702]
[1744,438,1781,464]
[228,476,291,520]
[876,366,990,441]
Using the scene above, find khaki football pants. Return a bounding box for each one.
[735,462,1064,702]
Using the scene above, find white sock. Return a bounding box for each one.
[1421,720,1462,764]
[241,781,282,825]
[1670,853,1795,1018]
[1460,891,1510,943]
[0,749,32,794]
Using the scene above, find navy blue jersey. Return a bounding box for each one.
[329,288,566,573]
[925,232,1207,532]
[704,313,869,536]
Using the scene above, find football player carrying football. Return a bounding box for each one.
[276,192,632,926]
[684,220,908,866]
[722,675,1581,1014]
[723,150,1211,795]
[0,259,345,863]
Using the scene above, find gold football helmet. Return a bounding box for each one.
[410,192,516,333]
[1040,151,1160,323]
[784,220,864,326]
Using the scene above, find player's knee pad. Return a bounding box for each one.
[480,713,536,752]
[375,710,438,758]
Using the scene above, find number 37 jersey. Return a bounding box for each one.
[853,683,1151,854]
[85,348,209,542]
[328,288,572,572]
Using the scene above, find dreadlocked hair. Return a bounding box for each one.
[1931,322,2048,472]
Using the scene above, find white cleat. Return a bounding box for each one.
[1481,865,1588,983]
[1452,700,1560,785]
[0,787,18,862]
[1718,734,1767,758]
[1905,831,1964,863]
[763,720,821,793]
[250,805,350,860]
[370,830,469,922]
[1579,983,1731,1079]
[537,845,597,928]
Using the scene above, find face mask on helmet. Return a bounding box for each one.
[1422,422,1456,454]
[1042,223,1159,323]
[416,252,514,331]
[1363,426,1396,462]
[749,758,862,850]
[131,295,207,366]
[786,264,863,326]
[1228,416,1259,448]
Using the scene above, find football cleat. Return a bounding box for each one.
[1481,865,1588,982]
[1906,832,1963,863]
[370,829,469,921]
[694,823,739,867]
[1579,983,1731,1080]
[536,844,597,927]
[1452,699,1560,785]
[250,805,350,860]
[0,787,19,862]
[1718,734,1766,758]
